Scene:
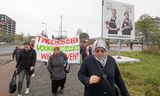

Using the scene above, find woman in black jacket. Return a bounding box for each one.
[16,42,37,96]
[78,39,129,96]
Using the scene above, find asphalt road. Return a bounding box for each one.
[0,45,17,55]
[0,44,142,54]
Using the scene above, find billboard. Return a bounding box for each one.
[34,36,80,63]
[102,0,135,40]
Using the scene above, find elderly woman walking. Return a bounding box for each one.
[47,46,68,96]
[78,39,129,96]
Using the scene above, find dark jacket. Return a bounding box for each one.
[47,52,68,80]
[108,17,118,34]
[122,19,133,35]
[80,45,92,57]
[12,48,21,62]
[78,55,129,96]
[16,48,37,72]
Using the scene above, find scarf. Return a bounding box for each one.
[92,39,108,67]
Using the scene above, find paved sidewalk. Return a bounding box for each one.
[0,56,16,96]
[20,61,84,96]
[0,55,13,66]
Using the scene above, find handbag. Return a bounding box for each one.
[9,70,17,94]
[95,60,121,96]
[64,64,70,73]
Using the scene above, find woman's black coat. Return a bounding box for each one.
[78,55,129,96]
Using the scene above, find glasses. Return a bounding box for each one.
[95,49,105,53]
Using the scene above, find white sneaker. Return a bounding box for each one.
[25,88,30,94]
[18,94,22,96]
[31,73,35,77]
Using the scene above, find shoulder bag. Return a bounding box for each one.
[95,60,121,96]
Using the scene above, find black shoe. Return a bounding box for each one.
[53,92,57,96]
[44,62,47,65]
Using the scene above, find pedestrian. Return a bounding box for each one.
[80,40,92,62]
[47,46,68,96]
[106,42,110,50]
[30,38,36,77]
[15,42,37,96]
[130,41,133,50]
[78,39,129,96]
[41,32,48,65]
[12,46,21,62]
[126,40,129,47]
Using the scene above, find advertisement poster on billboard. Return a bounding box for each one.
[103,0,135,40]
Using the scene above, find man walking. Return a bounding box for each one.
[80,40,92,62]
[12,46,21,62]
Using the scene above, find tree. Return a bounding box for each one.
[8,35,15,43]
[25,33,33,42]
[136,14,159,48]
[150,31,160,49]
[15,32,25,43]
[0,35,6,42]
[79,32,89,43]
[0,35,14,43]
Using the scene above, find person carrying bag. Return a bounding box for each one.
[95,59,121,96]
[16,42,37,96]
[47,46,68,96]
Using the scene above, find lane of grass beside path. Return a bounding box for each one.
[112,51,160,96]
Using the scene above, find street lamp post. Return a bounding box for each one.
[42,22,47,33]
[42,22,48,37]
[60,15,63,39]
[101,0,104,39]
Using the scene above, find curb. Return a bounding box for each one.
[0,53,12,56]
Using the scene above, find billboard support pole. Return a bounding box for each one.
[101,0,104,39]
[117,39,121,59]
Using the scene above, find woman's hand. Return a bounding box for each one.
[89,75,100,85]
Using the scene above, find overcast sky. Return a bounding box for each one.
[0,0,160,38]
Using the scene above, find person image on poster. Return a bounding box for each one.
[105,9,120,34]
[121,12,133,35]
